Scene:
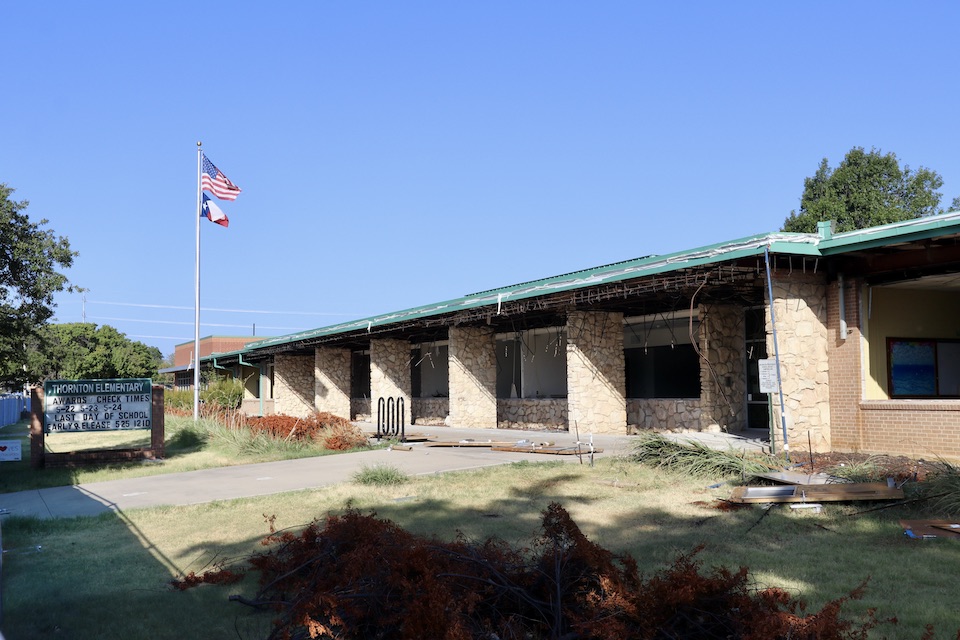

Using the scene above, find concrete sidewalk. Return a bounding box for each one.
[0,426,768,520]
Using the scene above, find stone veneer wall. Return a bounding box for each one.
[628,399,703,432]
[274,354,315,418]
[370,338,411,414]
[699,304,746,433]
[447,327,497,428]
[412,398,449,425]
[565,311,627,434]
[498,399,567,430]
[766,272,831,452]
[351,398,371,422]
[314,347,351,420]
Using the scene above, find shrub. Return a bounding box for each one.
[246,412,368,451]
[201,376,245,410]
[164,388,194,413]
[177,503,896,640]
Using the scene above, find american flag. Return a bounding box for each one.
[201,154,242,201]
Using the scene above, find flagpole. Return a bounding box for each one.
[194,142,203,421]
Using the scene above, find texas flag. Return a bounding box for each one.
[201,193,229,227]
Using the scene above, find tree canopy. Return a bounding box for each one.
[0,183,76,389]
[26,323,162,382]
[781,147,948,233]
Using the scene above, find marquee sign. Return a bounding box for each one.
[43,378,153,433]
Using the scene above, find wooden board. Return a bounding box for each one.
[490,445,603,456]
[423,440,533,448]
[729,482,903,503]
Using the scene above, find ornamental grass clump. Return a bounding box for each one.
[352,463,408,486]
[920,459,960,516]
[825,455,885,483]
[629,432,781,480]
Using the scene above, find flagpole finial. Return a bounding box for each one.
[197,141,202,147]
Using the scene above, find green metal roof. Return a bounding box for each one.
[817,211,960,253]
[214,212,960,358]
[243,230,822,353]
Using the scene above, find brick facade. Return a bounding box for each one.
[828,277,960,459]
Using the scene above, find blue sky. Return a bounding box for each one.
[4,2,959,359]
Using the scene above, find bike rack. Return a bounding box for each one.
[376,396,406,442]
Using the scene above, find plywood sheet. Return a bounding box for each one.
[729,482,903,503]
[755,471,845,485]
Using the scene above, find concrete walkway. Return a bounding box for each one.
[0,426,768,520]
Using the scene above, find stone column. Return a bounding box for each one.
[370,338,412,421]
[767,273,831,452]
[566,311,626,434]
[315,346,352,419]
[274,353,316,418]
[448,326,497,428]
[700,304,747,432]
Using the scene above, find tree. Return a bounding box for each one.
[782,147,947,233]
[27,323,162,381]
[0,183,76,389]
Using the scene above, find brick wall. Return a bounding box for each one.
[829,278,960,460]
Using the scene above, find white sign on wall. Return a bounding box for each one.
[758,359,779,394]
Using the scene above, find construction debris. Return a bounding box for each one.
[754,470,845,485]
[900,520,960,540]
[491,444,602,455]
[728,482,904,504]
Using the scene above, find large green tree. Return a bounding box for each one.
[782,147,948,233]
[0,183,76,389]
[27,323,162,381]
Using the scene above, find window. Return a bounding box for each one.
[412,343,448,398]
[625,344,700,398]
[624,312,701,399]
[495,329,567,399]
[888,338,960,398]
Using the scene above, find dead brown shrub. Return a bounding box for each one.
[245,412,368,450]
[175,503,900,640]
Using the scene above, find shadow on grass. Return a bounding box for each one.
[2,455,957,640]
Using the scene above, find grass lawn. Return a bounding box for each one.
[0,420,958,639]
[0,415,370,493]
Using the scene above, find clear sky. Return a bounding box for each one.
[4,2,959,359]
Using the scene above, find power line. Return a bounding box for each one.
[86,300,360,316]
[88,315,307,331]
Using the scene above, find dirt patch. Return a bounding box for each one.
[792,451,931,483]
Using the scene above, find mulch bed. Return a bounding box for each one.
[792,451,931,483]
